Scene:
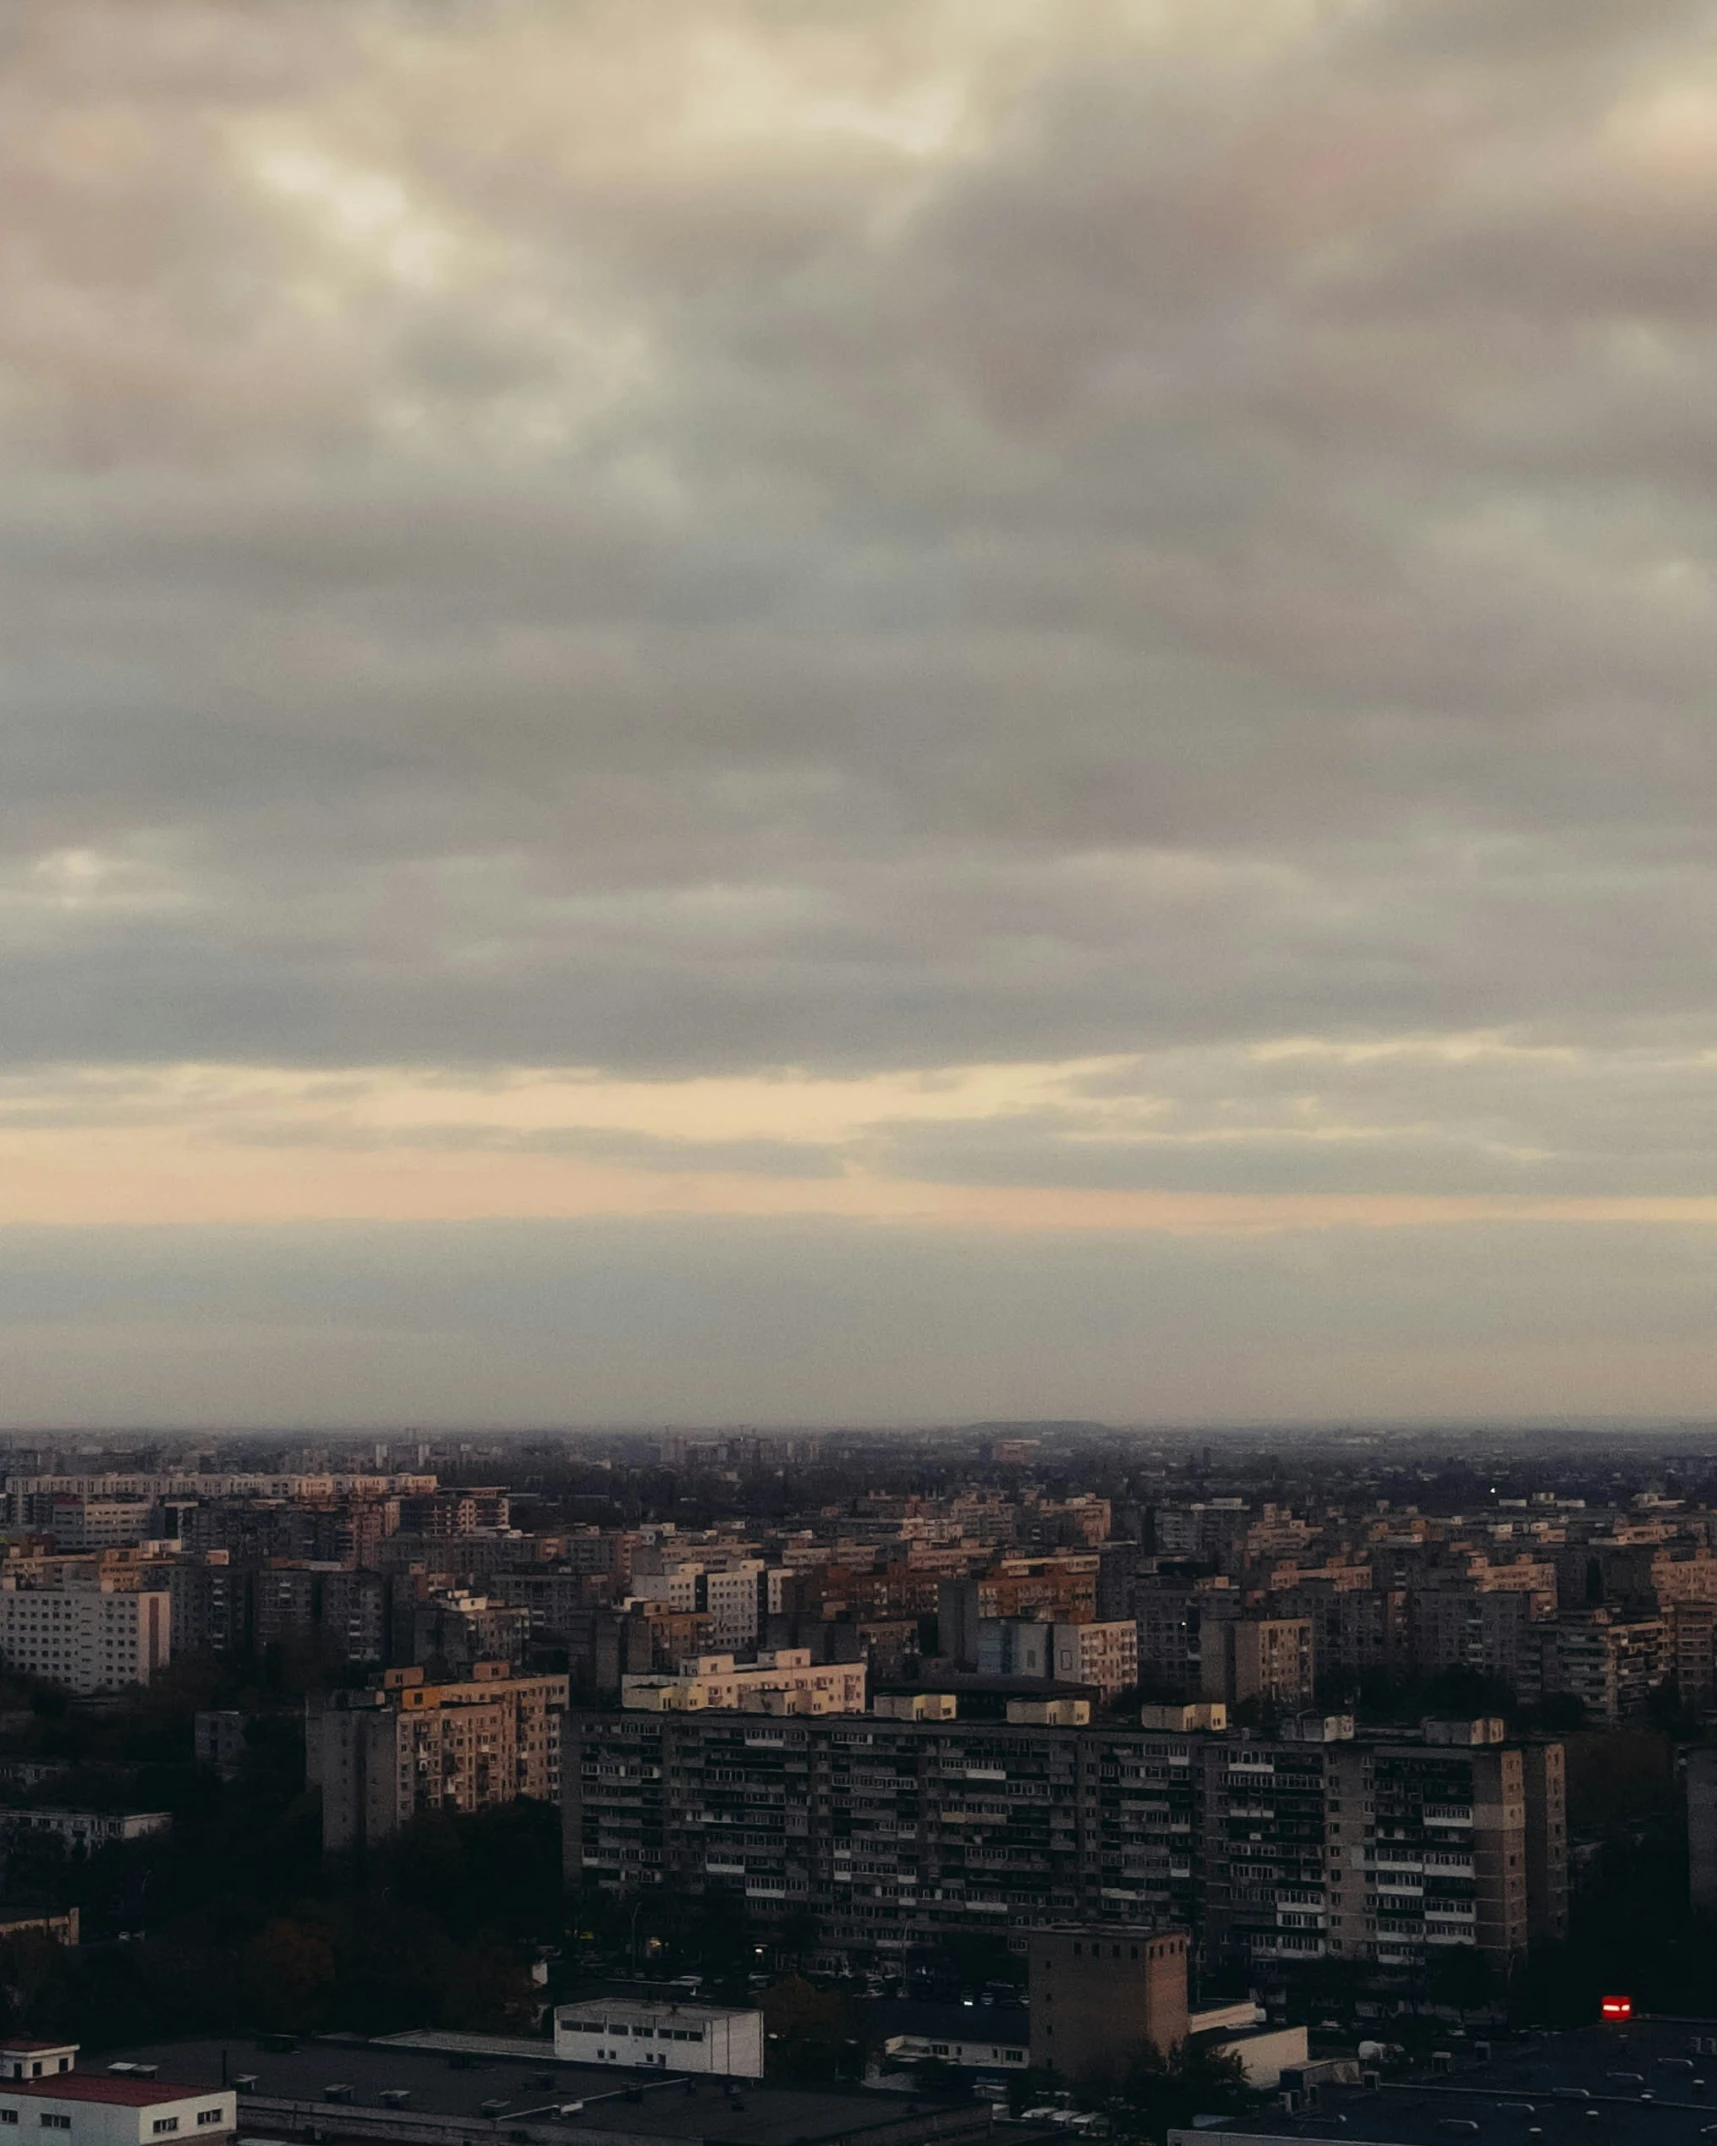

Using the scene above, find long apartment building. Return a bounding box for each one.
[564,1706,1565,1979]
[307,1660,568,1853]
[0,1576,171,1695]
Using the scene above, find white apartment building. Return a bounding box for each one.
[0,1581,170,1695]
[627,1558,764,1648]
[24,1500,158,1552]
[553,2001,763,2078]
[621,1648,867,1714]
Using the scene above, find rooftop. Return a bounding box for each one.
[0,2079,213,2109]
[554,2000,757,2026]
[864,1998,1031,2048]
[92,2036,1041,2146]
[1181,2020,1717,2146]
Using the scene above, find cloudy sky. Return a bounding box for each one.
[4,0,1717,1428]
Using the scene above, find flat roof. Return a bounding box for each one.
[90,2037,1040,2146]
[1181,2020,1717,2146]
[555,2001,756,2025]
[865,1999,1030,2047]
[0,2080,220,2110]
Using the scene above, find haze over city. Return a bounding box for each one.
[7,0,1717,1425]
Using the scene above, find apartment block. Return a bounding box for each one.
[1535,1609,1667,1724]
[563,1708,1565,1979]
[628,1558,764,1648]
[1406,1583,1554,1693]
[166,1554,241,1658]
[1272,1584,1407,1684]
[1323,1725,1532,1971]
[1521,1740,1569,1942]
[307,1660,568,1853]
[1047,1621,1138,1699]
[1134,1586,1210,1695]
[0,1578,170,1695]
[975,1619,1137,1699]
[23,1498,158,1551]
[1199,1616,1315,1713]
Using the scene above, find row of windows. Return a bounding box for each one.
[560,2021,705,2042]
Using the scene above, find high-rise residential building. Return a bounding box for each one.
[1271,1581,1407,1686]
[1134,1585,1212,1695]
[307,1660,568,1854]
[1520,1740,1569,1943]
[1199,1615,1315,1713]
[0,1576,170,1695]
[564,1707,1564,1978]
[404,1588,531,1674]
[1535,1609,1667,1724]
[977,1619,1138,1699]
[628,1556,765,1649]
[1406,1581,1555,1693]
[1670,1600,1717,1708]
[1047,1620,1138,1699]
[22,1496,158,1551]
[166,1553,241,1658]
[1323,1721,1534,1970]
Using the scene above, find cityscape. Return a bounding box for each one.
[11,0,1717,2143]
[0,1427,1704,2142]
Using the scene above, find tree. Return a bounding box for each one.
[242,1918,337,2031]
[763,1974,852,2082]
[1428,1945,1495,2020]
[1110,2040,1253,2142]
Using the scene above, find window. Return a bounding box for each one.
[1,2110,16,2126]
[152,2122,180,2136]
[39,2119,70,2133]
[196,2114,224,2128]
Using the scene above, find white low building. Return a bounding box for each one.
[880,2011,1030,2072]
[553,2000,764,2078]
[0,2042,233,2146]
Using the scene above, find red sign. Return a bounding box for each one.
[1601,1996,1633,2021]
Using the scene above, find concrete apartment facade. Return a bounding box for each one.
[307,1661,568,1852]
[0,1579,170,1696]
[564,1709,1565,1978]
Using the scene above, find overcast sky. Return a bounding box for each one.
[4,0,1717,1428]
